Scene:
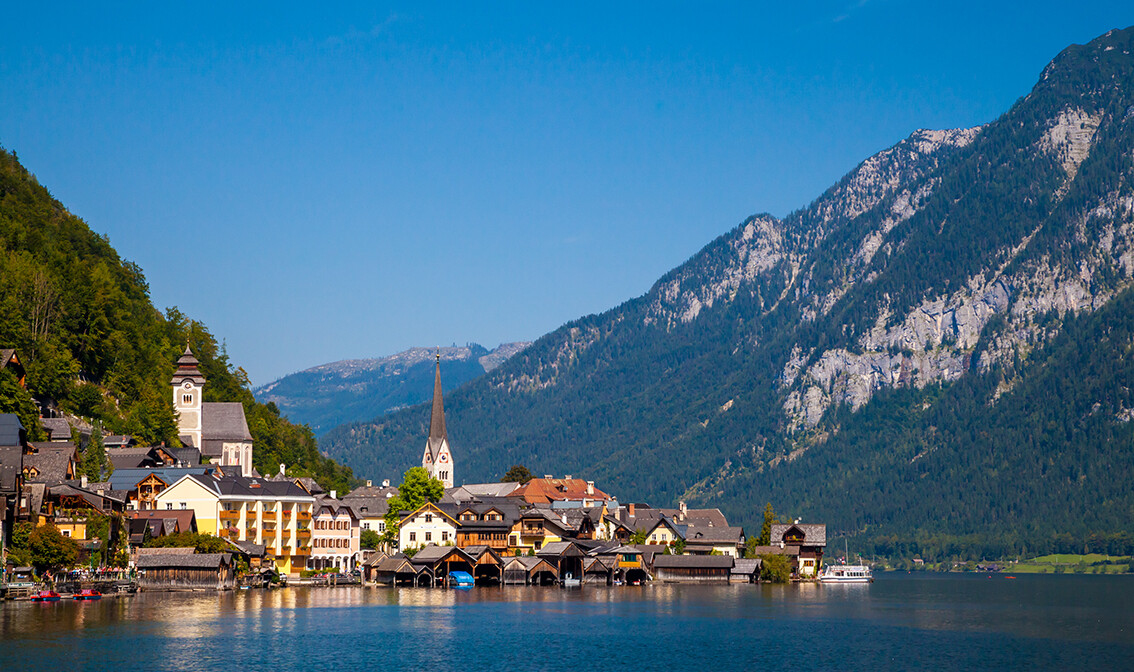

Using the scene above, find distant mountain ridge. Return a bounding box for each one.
[254,342,528,435]
[322,27,1134,558]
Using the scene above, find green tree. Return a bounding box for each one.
[28,524,79,574]
[759,503,775,546]
[0,369,43,441]
[79,423,109,481]
[380,467,444,548]
[630,529,648,545]
[143,531,228,554]
[360,529,381,550]
[759,554,792,583]
[501,464,533,484]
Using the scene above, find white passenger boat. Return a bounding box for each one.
[818,564,873,583]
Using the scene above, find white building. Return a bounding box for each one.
[398,502,458,552]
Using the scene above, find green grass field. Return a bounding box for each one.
[1009,553,1132,574]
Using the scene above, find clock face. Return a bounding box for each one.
[183,381,193,389]
[440,455,447,463]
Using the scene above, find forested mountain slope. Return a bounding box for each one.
[322,27,1134,557]
[0,148,356,492]
[254,342,528,435]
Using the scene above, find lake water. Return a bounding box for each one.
[2,573,1132,671]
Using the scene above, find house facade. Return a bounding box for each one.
[310,497,361,572]
[398,502,458,552]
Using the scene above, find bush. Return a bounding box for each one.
[759,554,792,583]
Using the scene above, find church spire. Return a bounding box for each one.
[428,352,447,442]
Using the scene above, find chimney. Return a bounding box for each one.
[279,463,286,475]
[678,501,687,522]
[382,479,390,487]
[586,481,594,495]
[366,480,372,487]
[628,503,636,517]
[330,490,337,500]
[561,513,568,526]
[544,475,553,479]
[565,474,573,480]
[80,475,88,488]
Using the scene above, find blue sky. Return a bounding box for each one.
[2,2,1130,385]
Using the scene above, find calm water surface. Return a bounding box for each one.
[2,573,1131,671]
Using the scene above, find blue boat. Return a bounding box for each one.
[448,571,474,587]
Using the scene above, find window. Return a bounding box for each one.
[362,523,370,530]
[442,532,449,541]
[378,522,386,532]
[425,532,432,542]
[166,503,173,510]
[409,532,416,542]
[180,502,187,510]
[424,514,433,523]
[62,530,71,537]
[182,393,193,404]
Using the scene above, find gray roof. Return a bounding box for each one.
[732,558,762,574]
[171,346,207,386]
[200,402,253,456]
[0,413,26,447]
[108,467,215,492]
[652,555,734,569]
[426,358,447,461]
[39,417,72,441]
[106,446,153,470]
[660,507,731,529]
[537,541,584,558]
[0,445,20,493]
[442,482,520,503]
[136,552,232,569]
[685,526,745,545]
[344,484,399,500]
[23,444,75,482]
[410,544,473,565]
[770,524,827,547]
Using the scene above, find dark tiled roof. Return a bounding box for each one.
[200,403,252,457]
[23,445,75,482]
[684,527,745,545]
[171,346,207,386]
[136,552,231,569]
[0,413,26,447]
[411,544,474,565]
[770,524,827,546]
[0,445,20,493]
[344,485,399,500]
[660,508,730,528]
[652,555,734,569]
[107,447,153,470]
[426,358,447,461]
[39,417,73,441]
[108,467,215,492]
[732,558,762,574]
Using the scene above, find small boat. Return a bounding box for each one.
[30,590,62,602]
[818,564,873,584]
[447,571,475,588]
[74,589,102,600]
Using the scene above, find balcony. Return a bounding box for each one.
[291,547,310,557]
[281,509,292,519]
[296,528,311,538]
[246,512,258,521]
[219,510,240,520]
[296,511,311,521]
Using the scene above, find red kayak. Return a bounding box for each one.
[74,589,102,600]
[30,591,61,602]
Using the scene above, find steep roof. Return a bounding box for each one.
[39,417,73,441]
[0,445,20,493]
[0,413,25,447]
[23,444,76,483]
[509,478,610,504]
[202,403,253,441]
[770,524,827,547]
[126,509,198,533]
[685,526,745,545]
[108,467,215,492]
[426,355,448,461]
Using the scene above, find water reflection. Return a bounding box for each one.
[2,575,1132,671]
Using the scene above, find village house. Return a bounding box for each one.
[398,502,459,552]
[341,479,398,541]
[309,493,361,572]
[136,548,236,591]
[171,346,254,477]
[769,523,826,577]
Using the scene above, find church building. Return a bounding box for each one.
[421,355,455,488]
[172,345,255,477]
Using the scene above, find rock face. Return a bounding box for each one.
[322,27,1134,544]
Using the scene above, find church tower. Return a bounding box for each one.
[171,344,206,449]
[422,354,454,488]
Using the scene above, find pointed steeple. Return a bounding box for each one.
[171,343,206,386]
[428,352,447,443]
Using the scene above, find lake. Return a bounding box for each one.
[2,573,1132,671]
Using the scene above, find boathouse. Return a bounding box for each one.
[651,554,734,583]
[136,551,236,591]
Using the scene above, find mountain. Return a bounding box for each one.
[321,28,1134,558]
[253,342,529,435]
[0,147,357,492]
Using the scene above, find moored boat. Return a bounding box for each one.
[30,590,62,602]
[818,564,873,584]
[74,589,102,600]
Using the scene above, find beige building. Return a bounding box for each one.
[156,473,315,576]
[309,495,361,572]
[171,346,254,477]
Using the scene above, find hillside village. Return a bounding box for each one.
[1,347,826,592]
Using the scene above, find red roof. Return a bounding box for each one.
[508,478,609,504]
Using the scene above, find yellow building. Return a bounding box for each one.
[157,474,315,576]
